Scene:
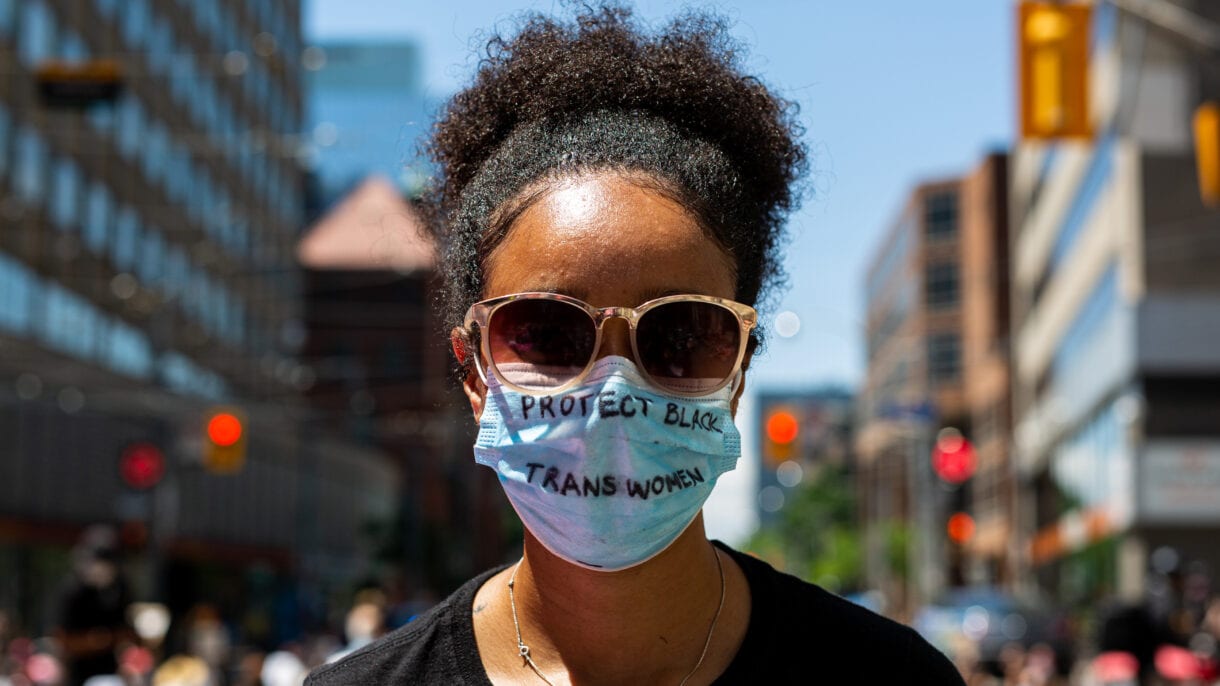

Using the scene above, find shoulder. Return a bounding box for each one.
[306,567,507,686]
[716,543,964,685]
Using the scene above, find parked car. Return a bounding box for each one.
[913,587,1075,676]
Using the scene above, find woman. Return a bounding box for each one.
[308,6,964,685]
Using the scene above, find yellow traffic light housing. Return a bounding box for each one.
[763,409,798,465]
[1019,2,1092,140]
[1195,102,1220,207]
[203,409,246,474]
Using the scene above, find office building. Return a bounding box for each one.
[1009,1,1220,603]
[0,0,394,639]
[858,153,1010,610]
[959,153,1015,586]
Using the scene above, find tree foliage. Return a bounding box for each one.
[745,463,864,593]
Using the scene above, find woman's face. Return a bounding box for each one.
[462,172,748,415]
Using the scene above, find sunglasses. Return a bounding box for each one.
[461,292,758,396]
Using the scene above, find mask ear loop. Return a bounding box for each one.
[728,369,745,397]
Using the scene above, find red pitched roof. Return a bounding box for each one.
[297,175,435,272]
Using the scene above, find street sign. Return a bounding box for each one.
[877,400,936,423]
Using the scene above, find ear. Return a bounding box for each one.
[451,327,486,421]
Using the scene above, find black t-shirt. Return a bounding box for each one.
[307,542,965,685]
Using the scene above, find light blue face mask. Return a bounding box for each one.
[474,356,741,571]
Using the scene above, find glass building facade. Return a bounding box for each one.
[0,0,401,638]
[0,0,305,399]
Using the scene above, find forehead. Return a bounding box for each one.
[483,174,736,305]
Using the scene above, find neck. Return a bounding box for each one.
[510,516,725,684]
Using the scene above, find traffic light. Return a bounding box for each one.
[1018,2,1092,140]
[932,427,976,484]
[1195,102,1220,207]
[119,442,165,490]
[203,409,245,474]
[946,512,976,545]
[763,408,798,465]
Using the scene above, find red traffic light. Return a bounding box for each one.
[207,412,243,447]
[932,428,976,483]
[119,443,165,490]
[765,410,799,445]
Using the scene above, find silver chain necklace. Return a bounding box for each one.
[507,549,726,686]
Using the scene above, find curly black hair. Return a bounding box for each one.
[424,3,807,353]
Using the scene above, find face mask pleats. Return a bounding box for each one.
[474,356,741,571]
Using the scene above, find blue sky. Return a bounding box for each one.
[304,0,1014,392]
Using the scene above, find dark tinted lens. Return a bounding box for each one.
[636,301,741,393]
[487,298,596,390]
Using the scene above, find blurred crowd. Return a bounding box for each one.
[0,527,432,686]
[6,525,1219,685]
[940,552,1220,686]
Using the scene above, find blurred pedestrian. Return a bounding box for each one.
[260,650,306,686]
[1099,601,1161,680]
[324,602,384,664]
[183,605,230,685]
[153,655,212,686]
[229,648,265,686]
[55,525,135,686]
[999,641,1028,685]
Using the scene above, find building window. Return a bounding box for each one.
[0,103,10,180]
[0,250,35,334]
[85,182,112,254]
[116,96,143,160]
[15,127,47,204]
[59,27,87,60]
[94,0,119,19]
[159,350,229,400]
[230,300,246,345]
[1050,263,1120,383]
[928,333,961,381]
[163,246,187,299]
[50,158,81,230]
[0,0,15,38]
[925,191,958,240]
[925,262,959,309]
[18,0,54,67]
[88,101,115,133]
[40,284,98,360]
[142,122,167,183]
[139,230,164,285]
[150,18,173,73]
[113,206,140,269]
[122,0,148,48]
[104,318,153,378]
